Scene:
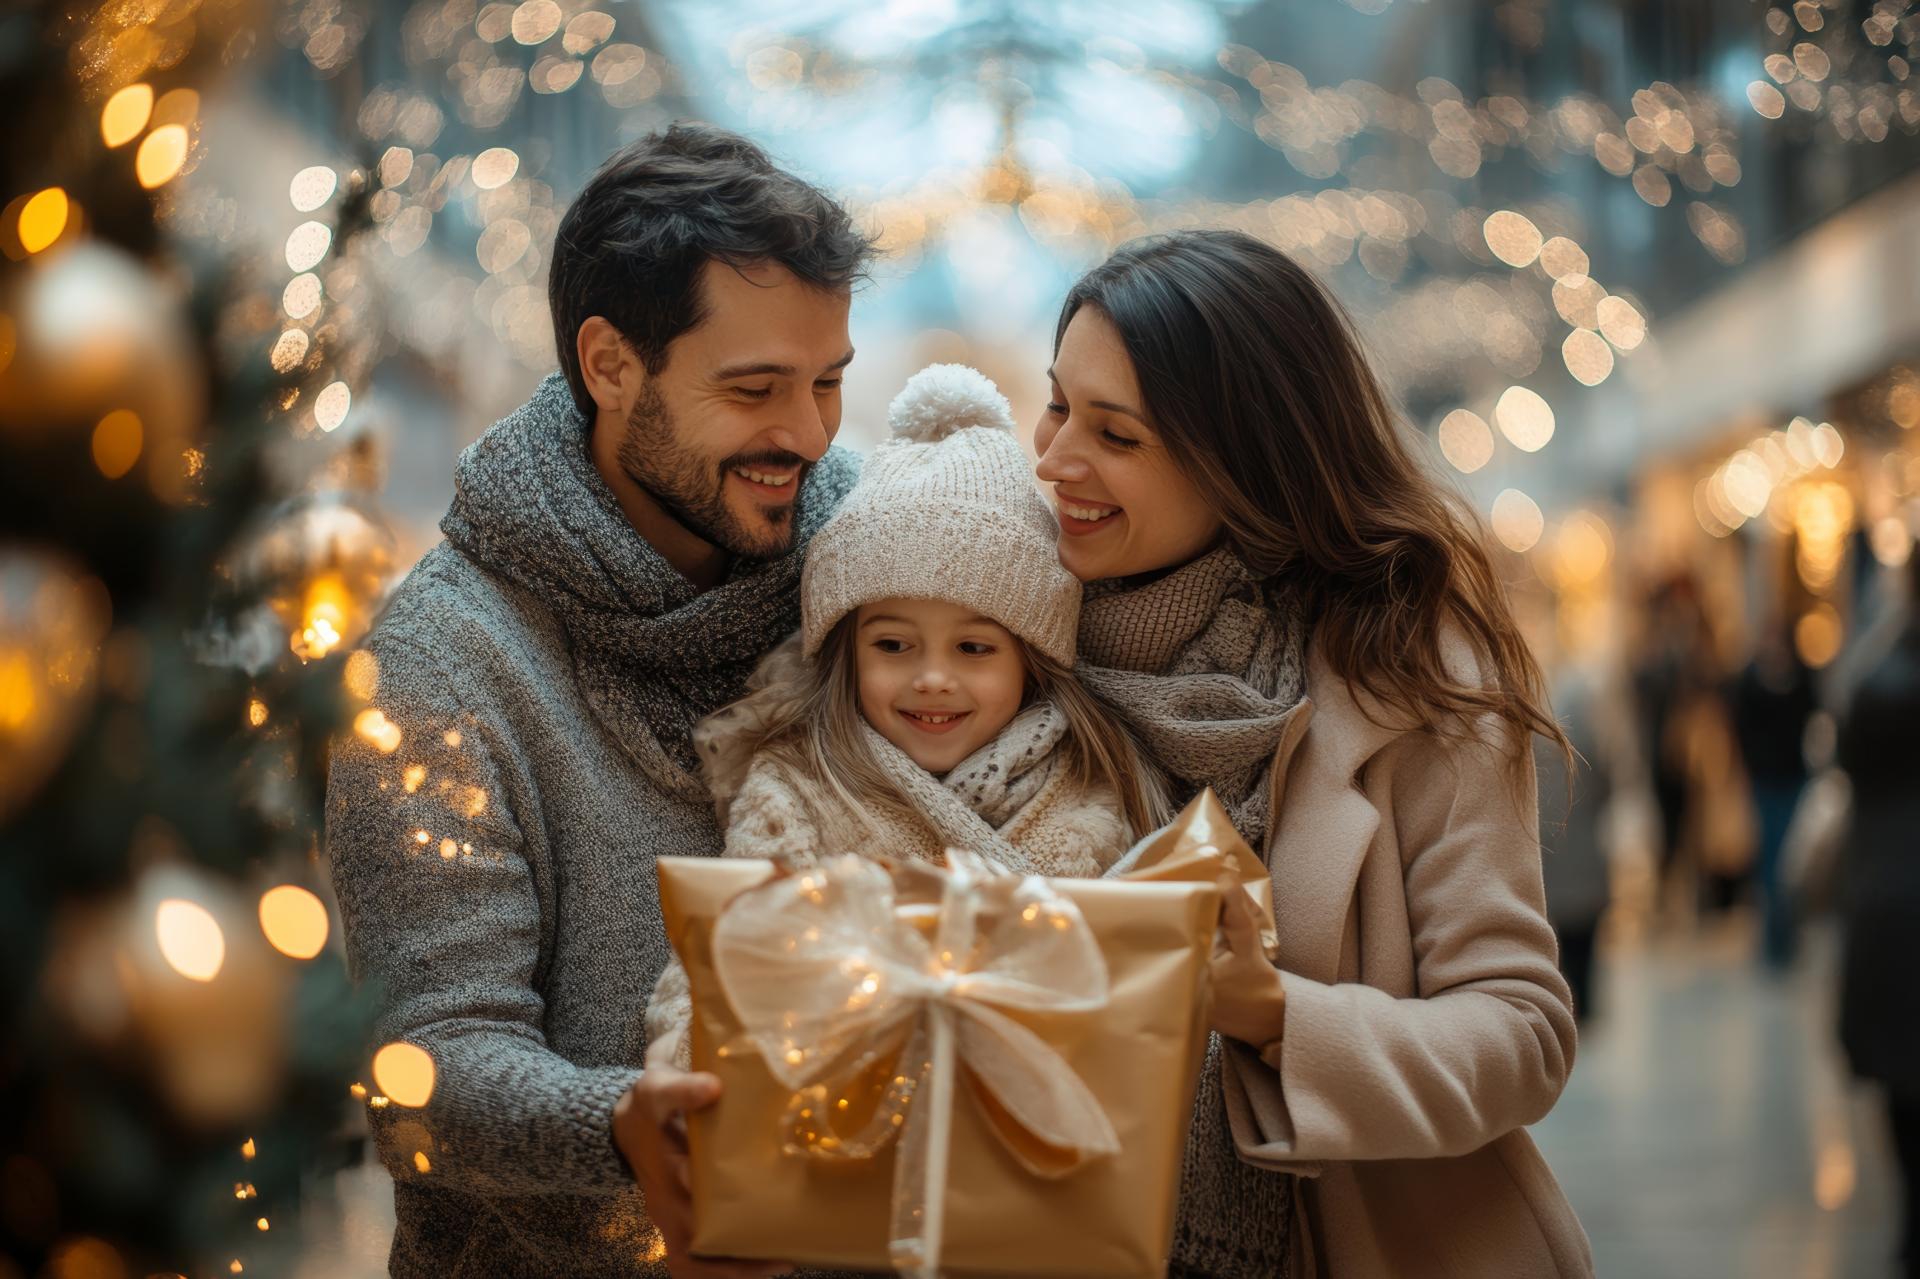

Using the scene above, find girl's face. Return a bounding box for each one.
[1034,307,1224,582]
[854,599,1027,775]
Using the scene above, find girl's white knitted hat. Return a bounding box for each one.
[800,363,1080,664]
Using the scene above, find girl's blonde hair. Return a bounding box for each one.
[747,614,1170,844]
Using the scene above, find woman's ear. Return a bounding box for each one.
[576,316,642,416]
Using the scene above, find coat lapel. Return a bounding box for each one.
[1263,640,1401,984]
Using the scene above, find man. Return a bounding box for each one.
[326,122,872,1277]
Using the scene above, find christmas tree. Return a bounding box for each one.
[1,2,389,1273]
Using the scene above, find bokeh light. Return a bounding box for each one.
[156,899,225,982]
[100,83,152,148]
[135,123,189,188]
[1494,386,1555,452]
[259,885,330,960]
[371,1042,436,1107]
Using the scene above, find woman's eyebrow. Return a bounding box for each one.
[1044,367,1146,423]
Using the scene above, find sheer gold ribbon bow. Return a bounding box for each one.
[710,850,1122,1278]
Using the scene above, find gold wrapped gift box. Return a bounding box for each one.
[656,853,1221,1278]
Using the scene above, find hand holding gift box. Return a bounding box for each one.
[654,790,1262,1277]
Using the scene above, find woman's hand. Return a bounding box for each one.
[1208,878,1289,1048]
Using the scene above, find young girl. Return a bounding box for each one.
[646,364,1166,1061]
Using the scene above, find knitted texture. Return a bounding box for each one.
[801,364,1081,665]
[1077,545,1306,848]
[325,373,858,1277]
[1078,545,1307,1279]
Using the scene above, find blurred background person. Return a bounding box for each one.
[1836,538,1920,1279]
[1538,655,1618,1025]
[1733,615,1820,970]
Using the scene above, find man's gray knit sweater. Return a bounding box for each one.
[325,374,858,1277]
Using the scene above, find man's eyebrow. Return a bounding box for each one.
[1044,369,1146,424]
[712,349,856,381]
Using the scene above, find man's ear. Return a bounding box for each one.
[577,317,642,415]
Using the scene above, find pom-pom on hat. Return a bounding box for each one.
[801,363,1079,665]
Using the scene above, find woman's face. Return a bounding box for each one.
[1034,307,1224,582]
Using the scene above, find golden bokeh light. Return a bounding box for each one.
[156,898,225,982]
[1869,515,1913,567]
[354,708,403,754]
[1482,210,1542,268]
[269,328,311,374]
[1436,408,1494,473]
[282,272,323,320]
[289,166,338,213]
[471,146,520,190]
[247,698,269,727]
[90,409,143,480]
[1720,450,1773,519]
[1552,274,1606,329]
[344,649,380,701]
[1795,605,1843,668]
[314,381,351,433]
[294,571,351,658]
[511,0,564,45]
[151,87,200,131]
[18,188,70,255]
[1748,81,1787,118]
[1494,386,1555,452]
[1491,489,1545,553]
[284,220,333,273]
[1561,329,1615,386]
[414,1151,432,1173]
[563,10,616,55]
[100,83,153,147]
[259,885,329,959]
[379,146,415,188]
[372,1042,436,1107]
[1552,511,1614,587]
[1595,295,1647,350]
[1537,236,1589,280]
[135,123,190,188]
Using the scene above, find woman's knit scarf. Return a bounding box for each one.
[1078,544,1308,1279]
[1076,544,1306,847]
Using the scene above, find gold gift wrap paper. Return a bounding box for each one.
[656,856,1219,1278]
[1114,788,1278,960]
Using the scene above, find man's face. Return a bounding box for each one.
[615,260,855,560]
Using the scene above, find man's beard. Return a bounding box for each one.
[614,381,810,560]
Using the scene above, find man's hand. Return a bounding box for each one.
[615,1034,788,1279]
[1208,878,1289,1049]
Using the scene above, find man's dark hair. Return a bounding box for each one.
[547,122,876,418]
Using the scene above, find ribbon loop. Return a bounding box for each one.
[710,852,1118,1278]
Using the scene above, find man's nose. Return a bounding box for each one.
[767,389,831,463]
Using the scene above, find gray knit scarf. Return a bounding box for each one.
[1079,544,1305,1279]
[440,373,860,795]
[1077,544,1306,847]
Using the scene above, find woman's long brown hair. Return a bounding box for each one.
[1057,229,1570,773]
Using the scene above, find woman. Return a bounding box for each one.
[1037,229,1591,1277]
